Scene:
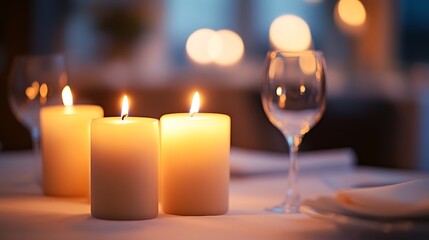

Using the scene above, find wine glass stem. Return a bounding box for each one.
[31,127,40,153]
[30,127,42,185]
[283,135,302,212]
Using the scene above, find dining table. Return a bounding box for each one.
[0,148,428,240]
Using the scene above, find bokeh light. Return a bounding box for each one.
[39,83,48,97]
[39,83,48,104]
[213,30,244,66]
[25,81,39,100]
[337,0,366,27]
[186,28,244,66]
[269,15,312,52]
[186,28,220,64]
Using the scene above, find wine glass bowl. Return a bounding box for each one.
[261,50,326,213]
[8,54,67,183]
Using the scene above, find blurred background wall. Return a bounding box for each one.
[2,0,429,170]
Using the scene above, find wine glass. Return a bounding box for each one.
[261,50,326,213]
[8,54,67,183]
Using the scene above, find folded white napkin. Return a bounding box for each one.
[303,179,429,219]
[230,147,356,176]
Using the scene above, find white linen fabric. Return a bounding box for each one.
[303,179,429,219]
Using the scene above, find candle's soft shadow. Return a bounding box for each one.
[0,181,42,197]
[68,214,160,233]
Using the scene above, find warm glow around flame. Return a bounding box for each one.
[190,92,200,115]
[121,95,129,119]
[62,85,73,107]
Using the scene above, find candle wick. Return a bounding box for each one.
[190,112,197,117]
[121,114,128,120]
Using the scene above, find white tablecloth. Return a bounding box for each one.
[0,150,427,240]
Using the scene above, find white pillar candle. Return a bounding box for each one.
[40,86,103,197]
[91,96,159,220]
[161,92,230,215]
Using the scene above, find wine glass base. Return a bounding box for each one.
[266,204,300,214]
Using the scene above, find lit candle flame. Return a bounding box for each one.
[62,85,73,107]
[121,95,129,120]
[189,92,200,117]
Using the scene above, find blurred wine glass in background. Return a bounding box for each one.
[261,50,326,213]
[8,54,67,183]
